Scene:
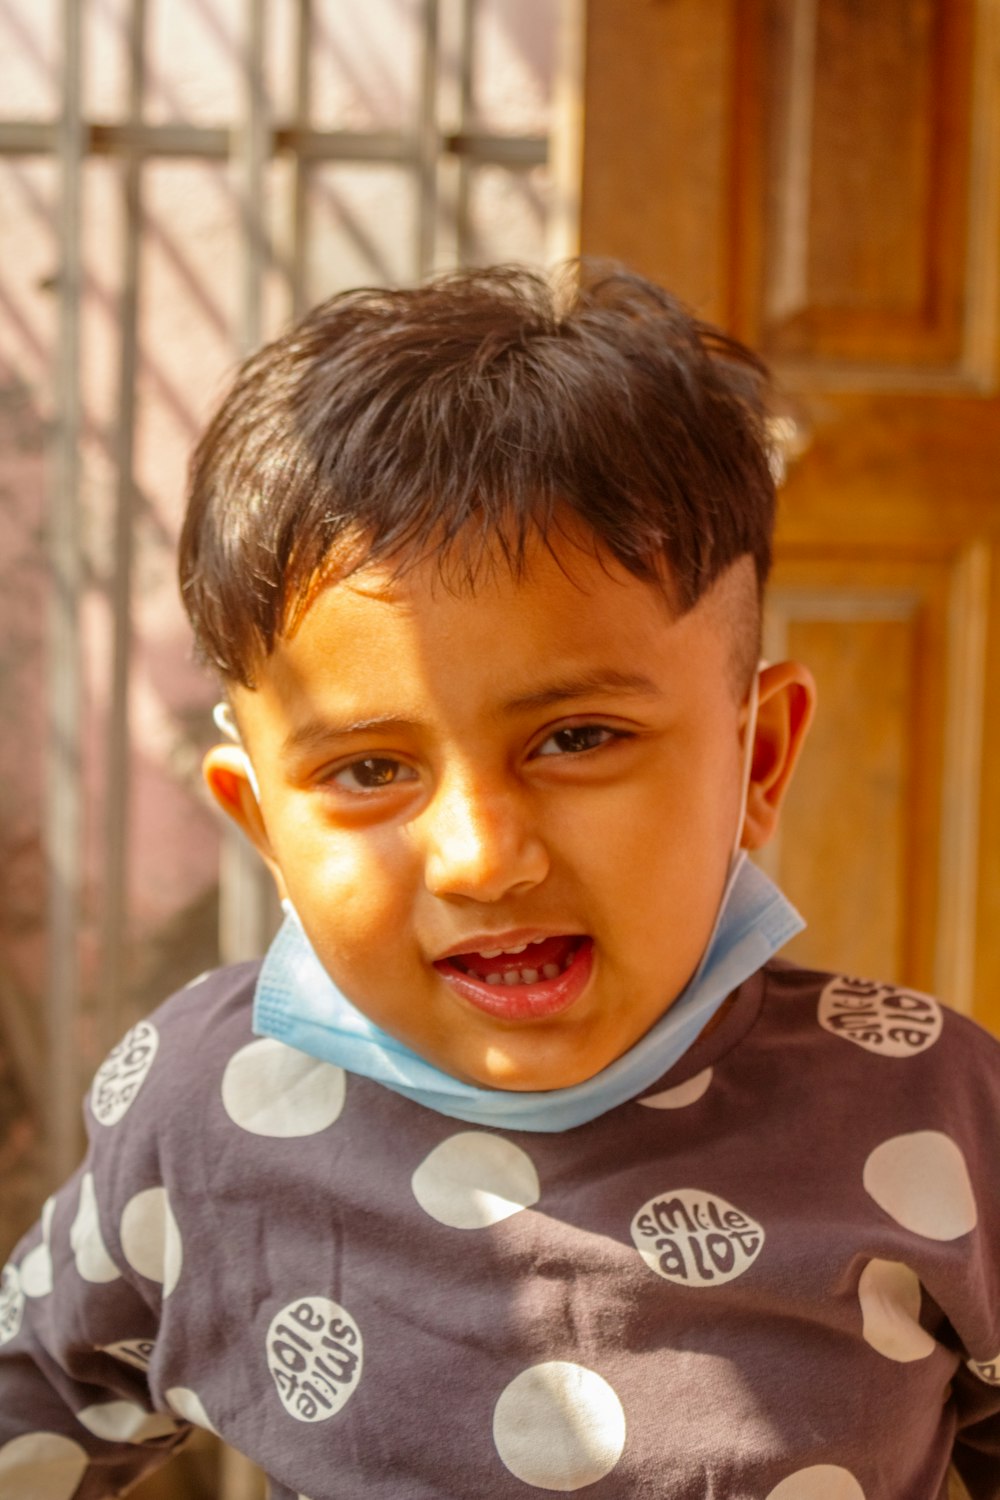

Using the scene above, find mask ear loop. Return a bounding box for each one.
[684,665,761,993]
[732,664,761,864]
[212,700,262,803]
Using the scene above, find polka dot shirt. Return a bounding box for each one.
[1,960,999,1498]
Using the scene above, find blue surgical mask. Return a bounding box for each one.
[252,856,803,1133]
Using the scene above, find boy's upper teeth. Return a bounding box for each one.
[477,942,529,958]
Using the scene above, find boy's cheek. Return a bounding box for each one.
[280,844,417,967]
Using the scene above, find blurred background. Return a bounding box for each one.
[2,1,1000,1493]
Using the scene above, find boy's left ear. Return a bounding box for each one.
[203,743,288,899]
[741,661,816,850]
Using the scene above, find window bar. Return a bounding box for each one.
[219,9,298,1494]
[428,0,468,271]
[416,0,441,277]
[240,0,269,354]
[0,119,546,173]
[0,120,414,161]
[219,18,274,1500]
[98,0,147,1052]
[547,0,585,265]
[46,0,86,1184]
[453,0,475,266]
[289,0,313,319]
[217,0,276,972]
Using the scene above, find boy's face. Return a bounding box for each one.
[207,527,811,1092]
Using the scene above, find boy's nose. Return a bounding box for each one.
[419,775,548,902]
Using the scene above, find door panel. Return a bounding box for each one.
[761,548,988,1019]
[580,0,1000,1033]
[740,0,975,369]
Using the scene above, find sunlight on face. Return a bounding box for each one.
[229,530,751,1090]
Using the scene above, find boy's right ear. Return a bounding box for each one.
[203,745,278,872]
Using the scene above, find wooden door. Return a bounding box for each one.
[579,0,1000,1032]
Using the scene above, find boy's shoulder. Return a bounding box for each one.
[756,956,1000,1118]
[762,956,999,1055]
[86,959,263,1141]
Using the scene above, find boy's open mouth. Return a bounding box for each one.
[433,935,594,1021]
[447,934,584,984]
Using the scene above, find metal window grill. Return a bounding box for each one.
[0,0,582,1193]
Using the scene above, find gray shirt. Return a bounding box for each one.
[1,958,999,1498]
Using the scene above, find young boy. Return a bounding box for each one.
[1,264,999,1500]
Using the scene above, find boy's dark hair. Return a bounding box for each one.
[179,262,776,689]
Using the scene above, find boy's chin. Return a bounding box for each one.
[446,1040,623,1094]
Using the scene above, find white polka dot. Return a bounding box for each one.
[90,1021,159,1126]
[19,1245,53,1300]
[76,1401,178,1443]
[638,1068,713,1109]
[411,1132,540,1229]
[71,1173,121,1285]
[967,1350,1000,1385]
[493,1362,626,1490]
[0,1432,89,1499]
[0,1263,24,1346]
[165,1388,219,1434]
[863,1131,977,1241]
[21,1198,56,1299]
[120,1187,183,1296]
[221,1039,346,1137]
[765,1465,866,1499]
[818,977,941,1057]
[858,1259,936,1362]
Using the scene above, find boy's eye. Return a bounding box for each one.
[331,757,417,791]
[535,724,620,757]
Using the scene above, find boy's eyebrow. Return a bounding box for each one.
[280,670,661,760]
[280,713,418,760]
[499,669,661,713]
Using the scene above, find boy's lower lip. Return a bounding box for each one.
[434,938,594,1021]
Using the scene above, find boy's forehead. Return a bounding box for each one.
[269,539,684,691]
[232,538,754,742]
[280,525,756,670]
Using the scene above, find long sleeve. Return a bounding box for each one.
[0,966,262,1499]
[0,1153,189,1499]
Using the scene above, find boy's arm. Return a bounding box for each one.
[0,1149,193,1498]
[0,969,261,1499]
[0,1175,190,1498]
[0,1023,195,1499]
